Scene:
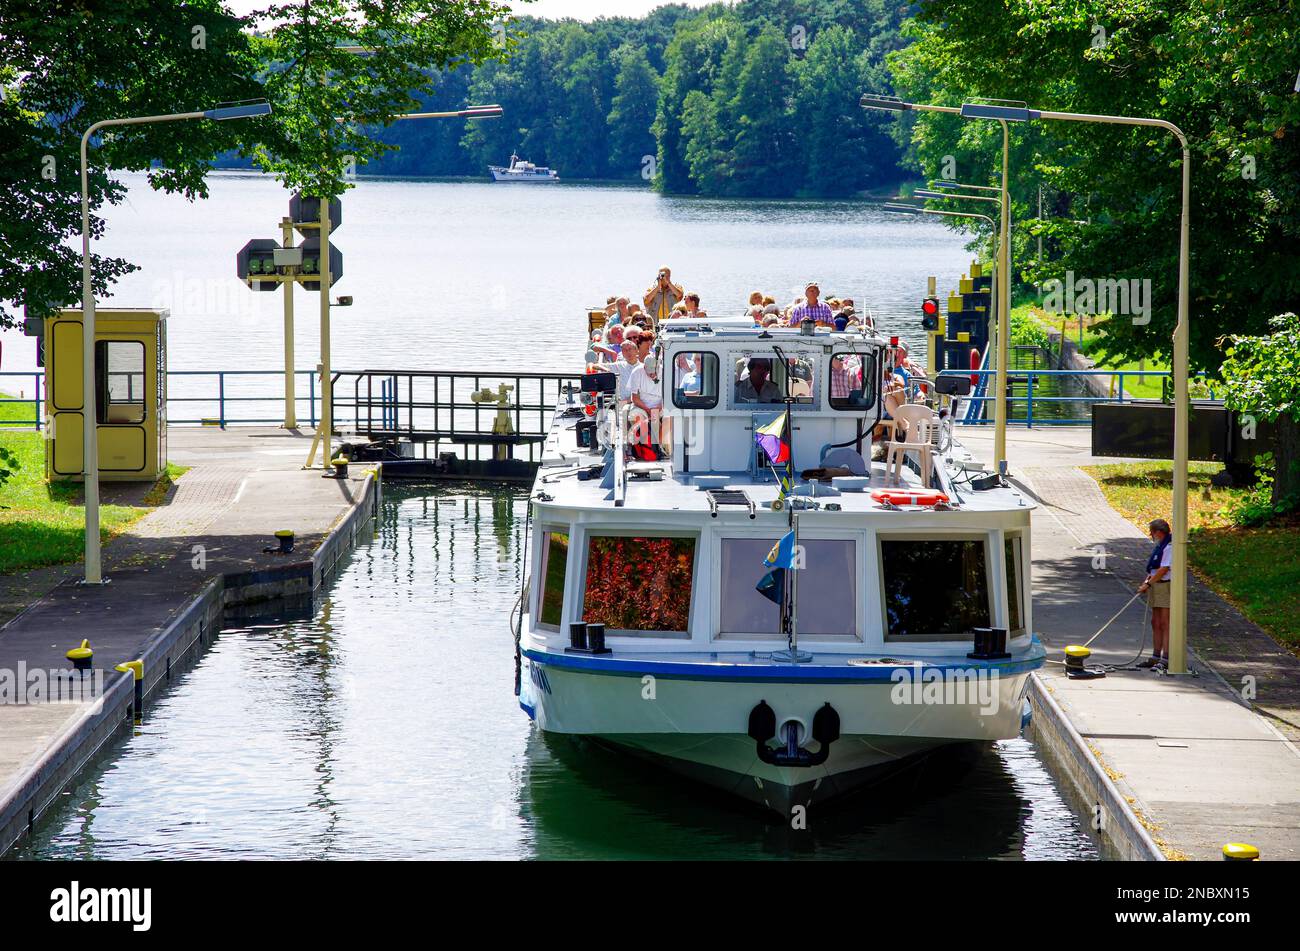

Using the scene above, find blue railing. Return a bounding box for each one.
[937,368,1217,427]
[3,366,1214,432]
[0,369,325,430]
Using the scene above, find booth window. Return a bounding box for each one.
[582,534,695,634]
[537,531,569,630]
[829,352,877,410]
[732,354,815,405]
[719,537,856,637]
[1005,535,1024,633]
[881,537,991,640]
[672,351,718,409]
[95,340,146,424]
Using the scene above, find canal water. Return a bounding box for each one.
[15,484,1097,861]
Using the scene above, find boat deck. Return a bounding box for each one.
[534,405,1034,516]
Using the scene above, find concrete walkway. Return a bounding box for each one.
[961,427,1300,860]
[0,428,375,852]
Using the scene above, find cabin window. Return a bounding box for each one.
[537,531,569,630]
[829,351,877,410]
[1005,535,1024,633]
[582,534,695,634]
[732,354,815,405]
[95,340,146,424]
[880,537,991,640]
[719,537,857,637]
[671,351,719,409]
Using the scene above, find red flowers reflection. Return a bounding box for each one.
[583,536,695,632]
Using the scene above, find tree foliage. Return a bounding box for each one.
[0,0,507,330]
[1220,313,1300,507]
[887,0,1300,372]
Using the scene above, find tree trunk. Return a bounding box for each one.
[1272,414,1300,507]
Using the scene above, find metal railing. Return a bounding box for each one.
[937,368,1217,427]
[3,366,1211,435]
[340,369,582,462]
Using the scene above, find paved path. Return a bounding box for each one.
[961,427,1300,860]
[0,428,373,817]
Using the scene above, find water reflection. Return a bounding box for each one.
[15,485,1095,861]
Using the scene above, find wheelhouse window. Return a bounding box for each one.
[582,534,695,634]
[732,354,814,405]
[671,351,718,409]
[95,340,146,424]
[1005,535,1024,633]
[719,537,857,637]
[829,351,877,410]
[881,537,991,640]
[537,531,569,630]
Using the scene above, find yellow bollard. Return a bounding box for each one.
[115,659,144,717]
[1222,843,1259,861]
[66,639,93,671]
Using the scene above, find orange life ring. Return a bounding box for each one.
[870,488,950,507]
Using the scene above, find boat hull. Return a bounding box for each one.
[521,648,1038,815]
[489,170,559,182]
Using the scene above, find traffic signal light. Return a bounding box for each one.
[236,238,282,291]
[921,296,941,331]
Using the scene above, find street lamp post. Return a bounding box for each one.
[861,94,1014,474]
[868,93,1192,674]
[79,101,271,584]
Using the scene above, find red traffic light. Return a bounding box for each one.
[922,297,939,316]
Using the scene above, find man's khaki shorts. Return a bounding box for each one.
[1147,582,1171,609]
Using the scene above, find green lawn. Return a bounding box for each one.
[1012,301,1170,399]
[0,431,187,575]
[1084,461,1300,650]
[0,388,42,426]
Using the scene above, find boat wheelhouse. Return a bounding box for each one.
[517,314,1044,815]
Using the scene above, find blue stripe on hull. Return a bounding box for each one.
[522,643,1045,684]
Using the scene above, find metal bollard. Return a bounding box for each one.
[115,660,144,717]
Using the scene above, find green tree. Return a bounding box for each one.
[680,89,730,195]
[888,0,1300,372]
[0,0,263,328]
[727,27,796,197]
[251,0,508,199]
[791,25,902,196]
[0,0,509,329]
[1220,313,1300,510]
[654,15,741,194]
[606,45,660,180]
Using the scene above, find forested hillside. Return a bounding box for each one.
[221,2,912,197]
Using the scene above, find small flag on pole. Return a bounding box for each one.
[753,413,790,468]
[756,529,797,605]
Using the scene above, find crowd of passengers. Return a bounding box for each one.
[584,267,934,461]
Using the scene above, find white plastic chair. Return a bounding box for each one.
[886,403,937,487]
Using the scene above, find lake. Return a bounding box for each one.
[2,173,977,381]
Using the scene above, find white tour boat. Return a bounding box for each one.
[515,314,1045,815]
[489,153,559,182]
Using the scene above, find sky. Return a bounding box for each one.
[224,1,718,22]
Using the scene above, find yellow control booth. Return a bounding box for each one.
[44,308,167,482]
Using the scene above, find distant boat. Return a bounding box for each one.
[489,153,559,183]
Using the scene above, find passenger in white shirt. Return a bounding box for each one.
[628,356,662,449]
[611,341,640,401]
